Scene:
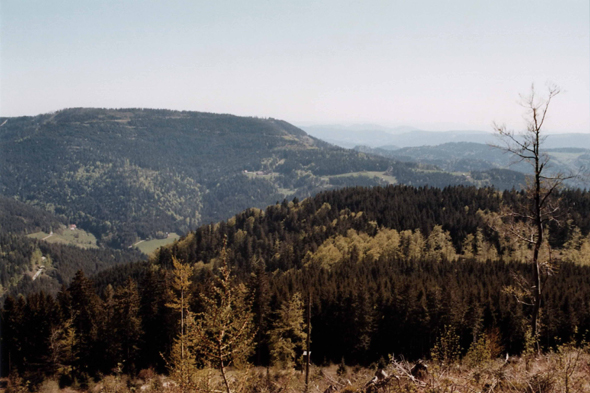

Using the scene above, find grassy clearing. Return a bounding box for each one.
[136,233,181,255]
[244,171,277,180]
[27,227,98,249]
[328,171,398,184]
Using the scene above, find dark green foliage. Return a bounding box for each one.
[4,185,590,382]
[0,108,392,247]
[0,196,66,234]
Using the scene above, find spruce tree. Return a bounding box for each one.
[165,257,198,392]
[114,278,143,374]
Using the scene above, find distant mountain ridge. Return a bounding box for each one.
[301,123,590,149]
[355,142,590,188]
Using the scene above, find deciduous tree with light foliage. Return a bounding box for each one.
[191,244,256,393]
[268,292,307,368]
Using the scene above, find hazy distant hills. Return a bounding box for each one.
[355,142,590,188]
[2,108,517,249]
[298,124,415,148]
[302,124,590,149]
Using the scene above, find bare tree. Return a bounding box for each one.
[491,84,575,353]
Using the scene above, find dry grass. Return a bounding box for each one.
[4,349,589,393]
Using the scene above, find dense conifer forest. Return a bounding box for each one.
[3,185,590,391]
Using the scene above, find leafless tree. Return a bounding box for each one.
[491,84,576,353]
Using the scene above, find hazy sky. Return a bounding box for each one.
[1,0,588,132]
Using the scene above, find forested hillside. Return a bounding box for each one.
[5,185,590,388]
[0,197,143,297]
[1,108,523,248]
[151,185,590,272]
[0,195,66,235]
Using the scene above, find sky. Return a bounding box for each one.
[1,0,588,132]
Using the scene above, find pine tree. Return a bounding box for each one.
[114,278,143,374]
[248,259,271,365]
[68,270,101,377]
[1,295,25,375]
[48,318,78,383]
[165,257,198,392]
[100,284,118,372]
[192,245,256,393]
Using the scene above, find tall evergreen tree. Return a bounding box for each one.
[247,259,271,365]
[67,270,101,377]
[114,278,143,374]
[165,257,197,392]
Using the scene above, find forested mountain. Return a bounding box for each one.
[1,108,521,249]
[4,185,590,386]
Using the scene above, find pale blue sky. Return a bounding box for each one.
[1,0,588,132]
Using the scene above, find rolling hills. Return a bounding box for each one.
[355,142,590,188]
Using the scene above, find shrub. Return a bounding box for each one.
[431,325,462,366]
[464,336,491,367]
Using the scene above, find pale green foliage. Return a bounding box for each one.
[167,315,199,393]
[48,318,78,379]
[269,293,307,368]
[474,228,498,262]
[462,233,475,259]
[462,228,498,262]
[165,257,198,392]
[191,246,256,393]
[30,247,43,269]
[431,325,462,366]
[562,226,590,266]
[166,257,193,317]
[400,229,426,260]
[305,226,459,268]
[425,225,457,262]
[463,335,492,367]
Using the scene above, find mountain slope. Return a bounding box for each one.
[0,108,368,246]
[0,108,524,248]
